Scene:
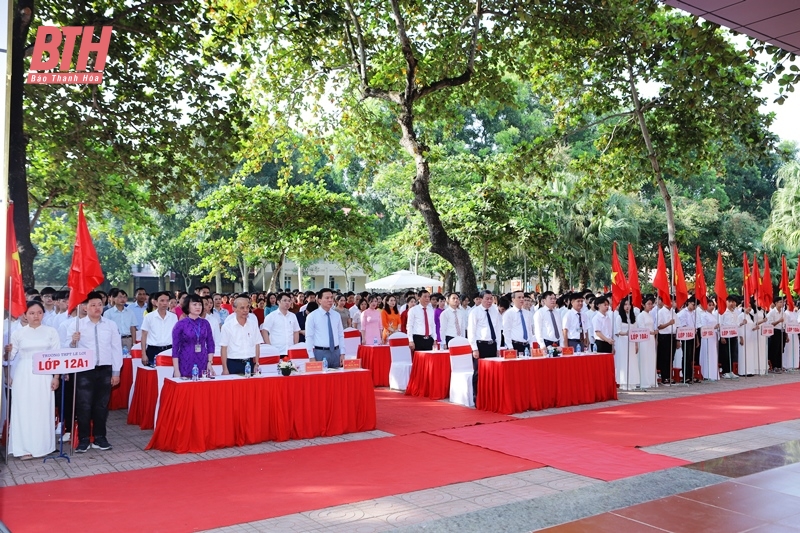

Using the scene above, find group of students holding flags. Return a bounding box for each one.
[608,242,800,389]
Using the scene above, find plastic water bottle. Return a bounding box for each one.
[524,347,531,359]
[576,344,582,353]
[373,337,378,345]
[122,345,129,358]
[547,346,554,358]
[244,361,251,378]
[322,358,328,372]
[191,364,199,382]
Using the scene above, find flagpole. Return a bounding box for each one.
[2,275,10,464]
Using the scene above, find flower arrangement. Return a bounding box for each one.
[278,359,298,376]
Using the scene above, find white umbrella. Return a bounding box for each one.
[365,269,443,290]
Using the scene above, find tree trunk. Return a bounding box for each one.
[238,258,249,293]
[157,274,165,291]
[215,271,222,293]
[9,1,35,287]
[268,252,285,294]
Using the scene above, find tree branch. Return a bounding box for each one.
[343,0,367,87]
[387,0,418,103]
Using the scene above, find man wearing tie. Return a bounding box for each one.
[305,288,347,367]
[407,290,436,351]
[439,292,466,346]
[534,291,562,348]
[468,290,503,404]
[503,291,533,355]
[562,293,588,351]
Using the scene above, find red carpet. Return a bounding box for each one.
[519,382,800,448]
[375,389,515,435]
[0,433,542,533]
[432,423,689,481]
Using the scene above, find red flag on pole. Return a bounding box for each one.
[695,246,708,309]
[673,245,689,309]
[793,255,800,299]
[67,204,105,313]
[781,255,794,312]
[653,243,671,307]
[611,242,629,310]
[743,253,752,306]
[715,251,728,315]
[760,254,773,310]
[627,243,642,310]
[752,254,761,308]
[5,204,28,318]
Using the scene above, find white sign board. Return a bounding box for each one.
[33,349,95,375]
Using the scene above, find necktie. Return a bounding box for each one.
[325,311,335,349]
[549,309,560,340]
[94,322,100,366]
[486,309,496,341]
[520,309,528,341]
[577,311,583,333]
[423,307,430,336]
[454,309,462,336]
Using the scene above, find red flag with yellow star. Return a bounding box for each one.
[743,252,752,306]
[611,242,629,310]
[695,246,708,309]
[67,204,105,313]
[673,245,689,309]
[5,204,27,318]
[653,243,671,307]
[715,251,728,315]
[781,255,794,312]
[760,254,773,310]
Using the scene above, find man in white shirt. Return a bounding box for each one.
[676,297,699,383]
[50,290,70,330]
[439,292,467,346]
[534,291,562,348]
[407,290,437,351]
[305,288,346,367]
[261,292,300,357]
[127,287,148,330]
[656,297,677,384]
[220,295,262,374]
[67,291,122,453]
[140,291,178,366]
[503,291,533,354]
[103,288,137,351]
[767,297,785,372]
[467,290,503,404]
[40,287,58,326]
[562,293,588,351]
[592,297,614,354]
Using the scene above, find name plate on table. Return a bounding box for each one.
[720,326,739,338]
[701,327,716,338]
[305,361,324,373]
[33,348,95,375]
[760,324,775,337]
[628,328,650,343]
[676,327,695,340]
[531,348,544,358]
[343,359,361,369]
[786,322,800,334]
[502,349,517,359]
[561,347,574,355]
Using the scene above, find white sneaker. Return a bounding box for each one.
[61,432,71,442]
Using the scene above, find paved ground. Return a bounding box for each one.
[3,372,800,532]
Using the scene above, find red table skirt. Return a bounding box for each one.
[108,358,133,410]
[127,367,158,429]
[146,370,377,453]
[357,345,391,387]
[405,351,451,399]
[477,354,618,414]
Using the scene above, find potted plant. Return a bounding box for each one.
[278,359,298,376]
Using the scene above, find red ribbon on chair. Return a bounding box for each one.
[388,337,409,347]
[449,344,473,356]
[259,355,280,365]
[287,348,308,359]
[212,356,222,366]
[343,329,361,339]
[155,355,173,367]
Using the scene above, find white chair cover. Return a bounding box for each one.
[153,349,174,427]
[343,327,361,360]
[258,343,280,375]
[388,332,413,391]
[448,336,474,407]
[129,342,143,407]
[288,343,309,372]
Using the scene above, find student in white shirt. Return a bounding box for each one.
[767,297,786,372]
[592,297,614,354]
[140,291,178,366]
[656,297,677,384]
[261,292,300,356]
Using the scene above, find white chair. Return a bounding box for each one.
[258,344,281,375]
[343,328,361,360]
[288,343,309,373]
[153,349,174,427]
[129,342,144,407]
[448,336,474,407]
[388,332,413,391]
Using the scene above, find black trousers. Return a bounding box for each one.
[445,335,454,347]
[719,338,738,374]
[145,344,171,365]
[511,340,530,355]
[472,341,497,401]
[76,365,112,442]
[657,334,675,381]
[682,337,698,381]
[768,332,785,370]
[596,340,612,354]
[412,335,434,352]
[226,357,255,374]
[55,374,75,431]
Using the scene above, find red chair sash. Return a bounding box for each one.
[155,355,173,367]
[212,356,222,366]
[259,355,280,365]
[344,329,361,339]
[287,349,308,359]
[388,337,409,347]
[449,344,473,356]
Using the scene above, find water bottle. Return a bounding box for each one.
[191,364,199,382]
[122,345,129,358]
[524,347,530,359]
[576,344,582,353]
[373,337,378,345]
[244,361,251,378]
[322,358,328,372]
[547,346,554,358]
[277,364,281,376]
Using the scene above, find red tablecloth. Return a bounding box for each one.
[405,350,451,399]
[127,366,158,429]
[146,370,377,453]
[108,358,133,410]
[357,344,391,387]
[477,354,618,414]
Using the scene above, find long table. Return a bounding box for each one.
[477,354,617,414]
[405,350,451,399]
[127,366,158,429]
[146,369,377,453]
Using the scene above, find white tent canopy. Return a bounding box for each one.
[365,270,443,290]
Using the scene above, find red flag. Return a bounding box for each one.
[5,204,27,318]
[794,255,800,298]
[743,253,751,307]
[695,246,708,309]
[781,255,794,312]
[673,245,689,309]
[627,243,642,309]
[715,251,728,315]
[760,254,773,310]
[611,242,629,310]
[752,254,761,308]
[653,243,671,307]
[67,204,104,313]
